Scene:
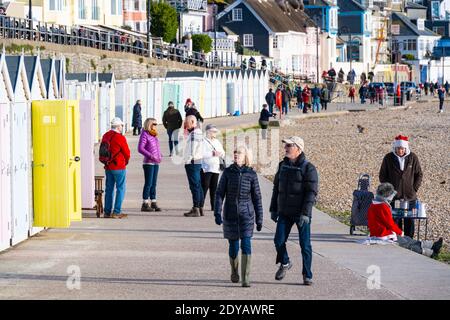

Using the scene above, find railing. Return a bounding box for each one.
[0,15,240,70]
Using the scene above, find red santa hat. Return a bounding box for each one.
[394,135,409,149]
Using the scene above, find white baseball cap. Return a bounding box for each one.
[282,136,304,151]
[111,117,124,126]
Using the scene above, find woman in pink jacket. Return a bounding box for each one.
[138,118,162,212]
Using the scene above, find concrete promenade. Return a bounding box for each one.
[0,103,449,300]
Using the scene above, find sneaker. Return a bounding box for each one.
[104,214,112,218]
[303,276,313,286]
[275,262,292,281]
[431,237,444,258]
[141,203,153,212]
[199,207,204,216]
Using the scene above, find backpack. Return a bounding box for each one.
[99,132,117,165]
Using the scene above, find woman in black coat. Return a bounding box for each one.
[132,100,143,135]
[214,146,263,287]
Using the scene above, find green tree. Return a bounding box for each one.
[192,34,212,53]
[150,1,178,43]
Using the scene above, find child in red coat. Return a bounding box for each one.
[368,183,443,258]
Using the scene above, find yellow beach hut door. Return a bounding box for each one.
[32,100,81,228]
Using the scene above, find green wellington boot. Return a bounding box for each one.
[241,254,251,287]
[229,257,240,283]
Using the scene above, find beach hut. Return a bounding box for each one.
[40,58,59,100]
[5,54,32,246]
[0,52,14,251]
[79,100,96,209]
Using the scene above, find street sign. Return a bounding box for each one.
[391,24,400,35]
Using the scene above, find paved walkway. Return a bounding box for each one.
[0,103,449,300]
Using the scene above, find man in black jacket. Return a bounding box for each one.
[270,136,319,285]
[265,88,276,114]
[162,101,183,156]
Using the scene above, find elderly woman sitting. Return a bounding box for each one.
[367,183,443,258]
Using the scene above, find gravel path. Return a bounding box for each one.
[273,102,449,243]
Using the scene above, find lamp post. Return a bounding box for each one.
[28,0,32,33]
[147,0,152,57]
[442,46,445,84]
[214,4,218,69]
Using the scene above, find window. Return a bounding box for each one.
[392,40,400,52]
[78,0,86,19]
[433,26,445,36]
[111,0,116,15]
[232,8,242,21]
[431,1,440,20]
[92,0,100,20]
[118,0,122,13]
[135,0,140,11]
[330,9,337,29]
[273,36,278,49]
[404,39,417,51]
[243,34,253,47]
[49,0,64,11]
[135,22,140,32]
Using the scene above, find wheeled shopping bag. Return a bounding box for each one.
[350,174,374,235]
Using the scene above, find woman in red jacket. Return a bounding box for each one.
[368,183,443,258]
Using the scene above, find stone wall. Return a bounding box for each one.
[1,38,207,79]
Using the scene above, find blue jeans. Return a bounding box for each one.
[282,102,288,114]
[274,215,313,279]
[185,164,204,207]
[143,164,159,200]
[297,101,303,109]
[312,97,321,112]
[228,237,252,259]
[167,129,179,155]
[104,169,126,215]
[268,104,274,114]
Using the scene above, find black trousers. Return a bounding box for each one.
[439,99,444,111]
[395,218,415,238]
[321,100,328,111]
[201,171,219,210]
[133,127,141,135]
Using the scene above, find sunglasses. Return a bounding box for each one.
[284,143,296,148]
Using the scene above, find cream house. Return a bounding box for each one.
[17,0,123,27]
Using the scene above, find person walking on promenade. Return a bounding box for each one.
[320,84,330,111]
[295,84,303,111]
[183,115,205,217]
[270,137,319,285]
[185,102,204,127]
[302,85,311,113]
[265,88,276,114]
[214,145,263,287]
[184,98,193,112]
[359,84,367,104]
[445,81,450,97]
[438,85,445,113]
[311,85,321,113]
[368,182,443,258]
[349,86,356,103]
[379,135,423,238]
[259,104,276,140]
[162,101,183,156]
[132,100,143,136]
[100,117,130,219]
[201,124,225,212]
[138,118,162,212]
